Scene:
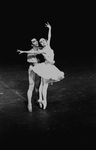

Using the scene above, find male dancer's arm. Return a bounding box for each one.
[17,49,37,54]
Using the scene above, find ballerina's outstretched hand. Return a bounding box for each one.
[45,22,51,29]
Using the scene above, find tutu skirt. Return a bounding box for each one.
[31,63,64,82]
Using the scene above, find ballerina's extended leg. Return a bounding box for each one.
[42,79,48,109]
[38,78,43,108]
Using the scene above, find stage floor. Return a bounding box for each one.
[0,63,96,148]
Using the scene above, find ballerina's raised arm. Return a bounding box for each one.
[45,22,52,46]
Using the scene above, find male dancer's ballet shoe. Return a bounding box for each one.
[27,104,32,112]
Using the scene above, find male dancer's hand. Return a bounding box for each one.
[17,50,23,54]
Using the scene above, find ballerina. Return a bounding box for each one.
[30,23,64,110]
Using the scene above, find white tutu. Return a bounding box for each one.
[31,63,64,82]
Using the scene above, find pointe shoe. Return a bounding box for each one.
[39,102,43,108]
[37,99,43,108]
[42,100,47,109]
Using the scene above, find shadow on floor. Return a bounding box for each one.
[0,63,96,148]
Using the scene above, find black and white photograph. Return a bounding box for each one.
[0,2,95,148]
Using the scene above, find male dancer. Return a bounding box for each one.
[17,38,43,112]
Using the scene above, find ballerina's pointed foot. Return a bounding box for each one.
[37,99,43,108]
[42,100,47,110]
[37,99,47,109]
[39,102,43,108]
[27,104,32,112]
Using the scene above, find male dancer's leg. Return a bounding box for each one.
[27,66,35,112]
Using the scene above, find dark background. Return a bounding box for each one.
[0,2,95,68]
[0,2,96,147]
